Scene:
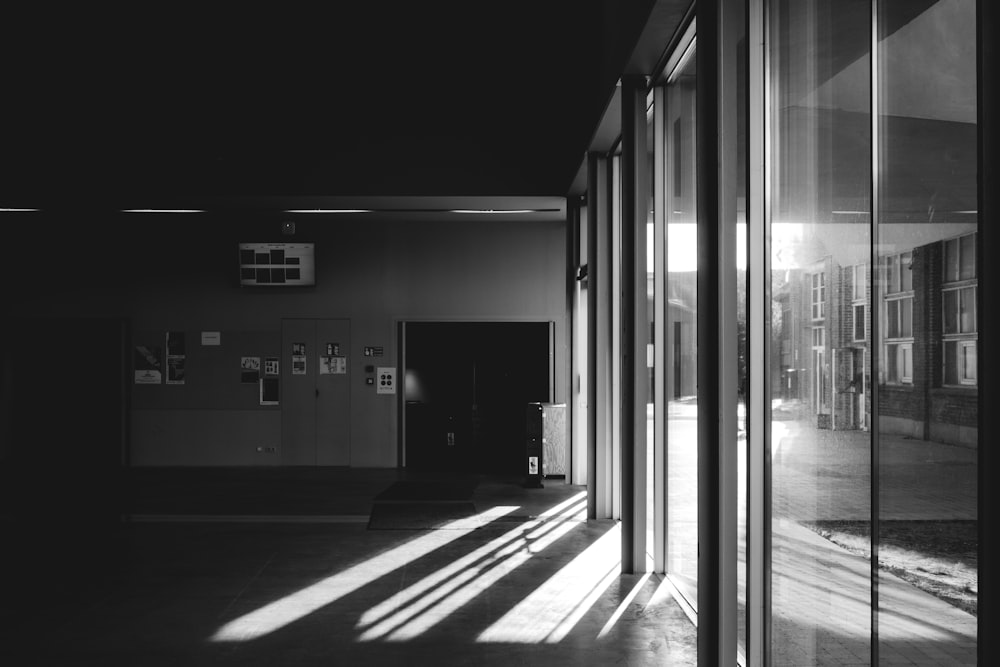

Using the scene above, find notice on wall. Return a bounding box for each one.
[166,356,186,384]
[134,346,162,384]
[201,331,221,346]
[326,342,340,356]
[320,355,347,375]
[292,342,307,375]
[241,356,260,383]
[260,377,279,405]
[264,357,280,377]
[166,331,186,385]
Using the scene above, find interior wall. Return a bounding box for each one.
[3,213,568,467]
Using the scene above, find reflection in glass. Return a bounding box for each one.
[646,94,656,570]
[665,42,698,607]
[876,0,978,662]
[734,0,748,656]
[768,0,873,663]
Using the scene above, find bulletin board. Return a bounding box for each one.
[130,330,281,410]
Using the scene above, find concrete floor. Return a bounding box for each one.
[0,472,697,666]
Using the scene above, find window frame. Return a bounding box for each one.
[941,232,978,387]
[810,271,826,321]
[852,263,867,342]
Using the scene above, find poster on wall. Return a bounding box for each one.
[241,356,260,383]
[292,342,307,375]
[134,346,162,384]
[166,331,186,385]
[264,357,279,377]
[166,356,186,384]
[319,355,347,375]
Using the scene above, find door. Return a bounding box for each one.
[281,318,350,466]
[404,322,551,475]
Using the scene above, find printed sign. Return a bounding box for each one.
[241,357,260,383]
[166,331,186,385]
[292,343,306,375]
[320,356,347,375]
[134,345,162,384]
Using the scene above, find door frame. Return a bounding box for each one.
[398,318,556,472]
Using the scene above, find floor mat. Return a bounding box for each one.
[366,501,479,530]
[373,478,478,502]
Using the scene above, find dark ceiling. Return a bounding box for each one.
[1,2,660,205]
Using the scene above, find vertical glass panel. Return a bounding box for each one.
[646,93,656,570]
[769,0,872,663]
[876,1,978,662]
[612,151,622,520]
[735,0,749,656]
[665,40,698,608]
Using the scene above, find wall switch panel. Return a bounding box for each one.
[376,367,396,394]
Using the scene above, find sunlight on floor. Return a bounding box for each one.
[210,504,520,642]
[477,523,621,643]
[356,491,589,642]
[596,571,651,639]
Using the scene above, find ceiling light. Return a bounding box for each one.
[121,208,205,213]
[449,209,537,214]
[283,209,372,213]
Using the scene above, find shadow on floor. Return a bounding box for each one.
[0,469,697,666]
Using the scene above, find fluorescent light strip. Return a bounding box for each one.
[283,208,555,215]
[449,209,537,214]
[0,208,41,212]
[122,209,205,213]
[283,209,373,213]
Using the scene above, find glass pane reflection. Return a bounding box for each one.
[876,0,978,662]
[768,0,873,663]
[665,43,698,607]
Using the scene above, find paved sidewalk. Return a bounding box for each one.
[772,420,977,522]
[770,419,977,665]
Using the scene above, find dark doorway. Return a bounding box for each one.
[404,322,551,475]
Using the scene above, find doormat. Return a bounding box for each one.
[367,501,479,530]
[373,478,478,502]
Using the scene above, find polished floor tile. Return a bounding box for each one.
[0,474,697,666]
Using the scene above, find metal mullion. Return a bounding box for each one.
[587,155,600,520]
[976,5,993,659]
[747,0,767,663]
[870,0,881,661]
[653,84,667,574]
[620,74,648,574]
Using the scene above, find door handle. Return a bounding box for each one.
[316,388,320,397]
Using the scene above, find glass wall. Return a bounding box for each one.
[768,0,874,662]
[646,93,657,570]
[766,0,978,664]
[664,38,699,607]
[875,0,978,662]
[585,1,981,661]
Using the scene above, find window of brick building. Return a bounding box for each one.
[943,233,977,386]
[884,253,913,384]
